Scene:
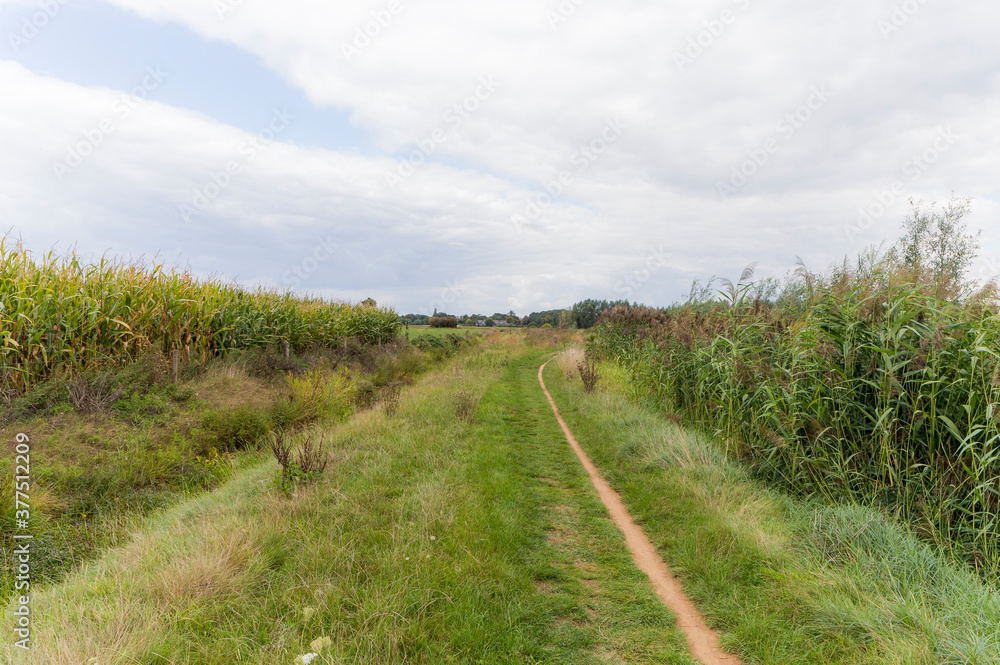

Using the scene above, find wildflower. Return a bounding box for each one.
[294,653,318,665]
[429,536,436,541]
[302,606,316,622]
[310,636,332,653]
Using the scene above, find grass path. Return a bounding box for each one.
[4,341,696,664]
[537,360,741,665]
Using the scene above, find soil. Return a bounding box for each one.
[538,361,743,665]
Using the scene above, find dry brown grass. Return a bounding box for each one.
[558,346,586,380]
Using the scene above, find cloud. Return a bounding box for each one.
[3,0,1000,312]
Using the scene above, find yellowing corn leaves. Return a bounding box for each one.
[0,242,399,393]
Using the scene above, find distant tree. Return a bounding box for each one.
[895,196,980,299]
[485,317,495,327]
[362,298,377,307]
[429,316,458,328]
[571,299,630,329]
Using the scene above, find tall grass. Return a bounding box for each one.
[0,241,399,395]
[591,255,1000,582]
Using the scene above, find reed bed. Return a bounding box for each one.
[0,241,399,396]
[591,259,1000,582]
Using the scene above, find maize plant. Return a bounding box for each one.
[0,240,399,395]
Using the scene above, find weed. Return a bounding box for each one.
[454,389,479,423]
[269,430,329,494]
[67,372,125,413]
[577,356,600,393]
[380,382,403,416]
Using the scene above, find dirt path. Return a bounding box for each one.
[538,361,743,665]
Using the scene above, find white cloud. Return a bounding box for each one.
[3,0,1000,312]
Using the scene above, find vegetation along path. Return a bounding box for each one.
[12,333,994,663]
[4,338,698,664]
[538,359,741,665]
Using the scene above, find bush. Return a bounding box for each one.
[201,405,272,451]
[285,364,353,425]
[429,316,458,328]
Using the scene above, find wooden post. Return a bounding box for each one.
[171,350,179,382]
[284,342,290,361]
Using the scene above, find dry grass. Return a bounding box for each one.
[558,346,586,380]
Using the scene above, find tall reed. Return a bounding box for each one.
[591,259,1000,581]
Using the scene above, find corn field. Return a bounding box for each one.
[591,264,1000,582]
[0,241,399,396]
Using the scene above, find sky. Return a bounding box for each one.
[1,0,999,316]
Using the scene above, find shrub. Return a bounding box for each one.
[354,379,378,409]
[429,316,458,328]
[285,363,353,425]
[201,405,272,451]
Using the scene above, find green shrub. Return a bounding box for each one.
[201,406,273,451]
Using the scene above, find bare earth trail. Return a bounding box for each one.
[538,360,743,665]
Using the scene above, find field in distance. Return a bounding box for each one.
[403,325,491,337]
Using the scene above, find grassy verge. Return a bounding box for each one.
[0,339,458,604]
[4,334,695,664]
[544,351,1000,664]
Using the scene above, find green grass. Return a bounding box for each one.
[402,325,482,337]
[12,333,998,663]
[0,342,438,606]
[545,354,1000,664]
[3,337,694,664]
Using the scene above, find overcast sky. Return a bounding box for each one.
[2,0,998,315]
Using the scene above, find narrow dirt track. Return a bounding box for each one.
[538,360,743,665]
